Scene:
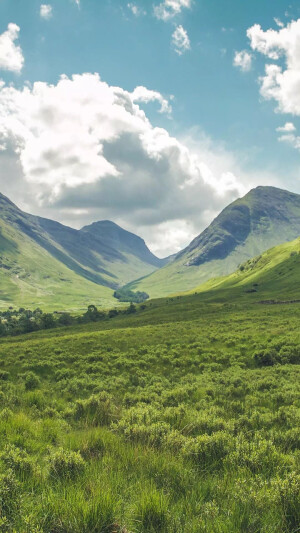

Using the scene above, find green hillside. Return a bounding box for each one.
[0,216,116,311]
[0,194,166,310]
[191,235,300,303]
[129,186,300,297]
[0,268,298,531]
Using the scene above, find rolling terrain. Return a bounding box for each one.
[129,186,300,297]
[0,253,298,531]
[0,193,165,310]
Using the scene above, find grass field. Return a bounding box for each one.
[0,288,298,531]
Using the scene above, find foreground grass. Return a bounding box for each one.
[0,297,298,531]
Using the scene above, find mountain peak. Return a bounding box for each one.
[81,220,164,268]
[129,185,300,298]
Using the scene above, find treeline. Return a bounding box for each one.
[0,303,138,338]
[114,288,149,303]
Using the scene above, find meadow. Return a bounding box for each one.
[0,293,298,532]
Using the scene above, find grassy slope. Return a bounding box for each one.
[0,220,116,311]
[0,193,164,309]
[0,279,299,531]
[190,236,300,302]
[129,187,300,298]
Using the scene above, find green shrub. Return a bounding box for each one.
[182,432,231,468]
[1,445,34,478]
[23,371,41,390]
[48,448,85,479]
[74,392,117,426]
[226,437,285,475]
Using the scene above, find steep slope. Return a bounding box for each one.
[0,193,164,309]
[129,186,300,297]
[191,236,300,302]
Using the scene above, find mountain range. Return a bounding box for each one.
[129,186,300,297]
[0,185,299,309]
[0,193,165,310]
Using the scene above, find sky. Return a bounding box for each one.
[0,0,300,256]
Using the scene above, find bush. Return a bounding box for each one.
[48,448,85,479]
[74,392,117,426]
[1,445,34,478]
[182,432,231,468]
[23,371,41,390]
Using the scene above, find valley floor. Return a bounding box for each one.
[0,297,298,532]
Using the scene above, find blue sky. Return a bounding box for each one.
[0,0,300,255]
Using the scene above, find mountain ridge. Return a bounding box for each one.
[0,192,165,309]
[128,185,300,297]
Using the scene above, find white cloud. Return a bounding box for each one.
[278,133,300,150]
[131,86,172,114]
[154,0,192,21]
[0,23,24,73]
[40,4,53,19]
[0,73,252,255]
[127,3,145,16]
[233,50,252,72]
[274,17,284,28]
[172,25,191,55]
[247,19,300,115]
[276,122,296,132]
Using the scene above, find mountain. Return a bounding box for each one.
[0,193,164,310]
[128,186,300,297]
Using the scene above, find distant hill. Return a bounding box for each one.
[0,193,165,310]
[128,186,300,297]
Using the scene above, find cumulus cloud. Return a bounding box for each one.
[0,23,24,73]
[0,73,249,255]
[247,19,300,115]
[233,50,252,72]
[40,4,53,19]
[154,0,192,21]
[276,122,296,132]
[172,25,190,55]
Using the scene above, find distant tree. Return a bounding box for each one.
[58,313,73,326]
[108,309,118,319]
[40,313,56,329]
[126,302,136,314]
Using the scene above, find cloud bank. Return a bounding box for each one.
[0,73,249,256]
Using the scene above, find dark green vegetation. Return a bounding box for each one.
[0,194,165,311]
[114,288,149,303]
[0,304,133,337]
[130,186,300,297]
[0,267,299,531]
